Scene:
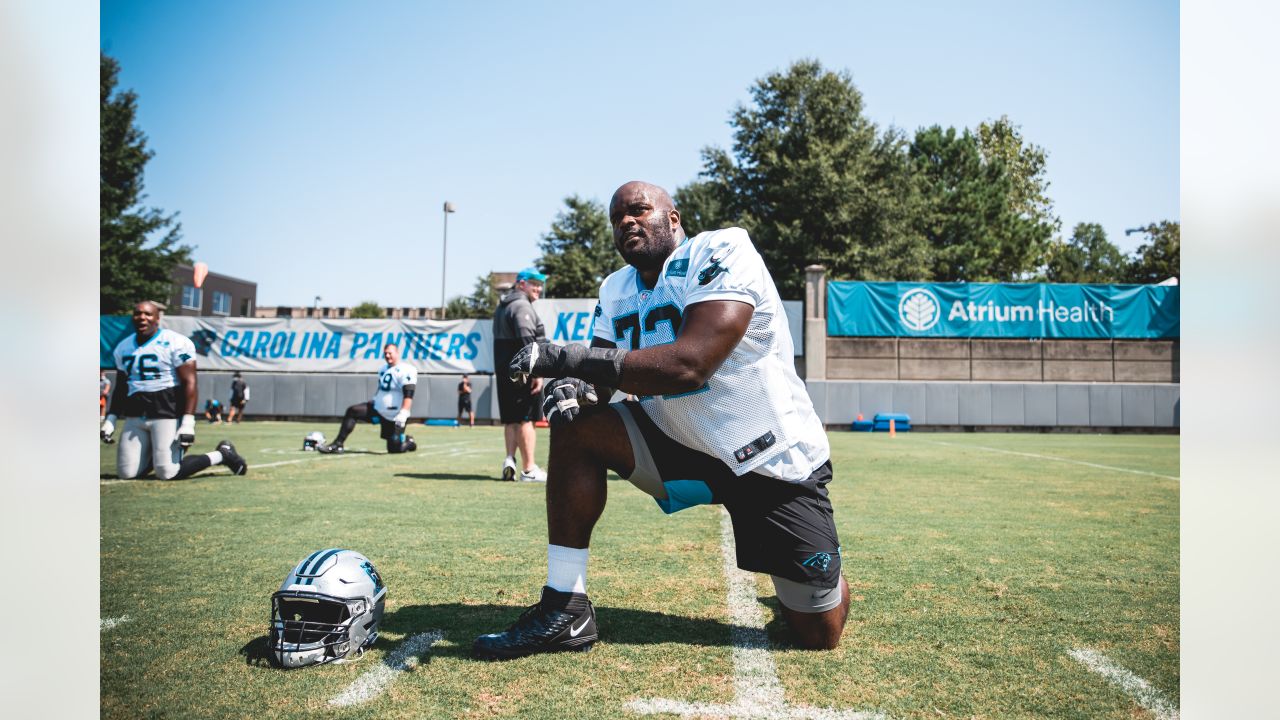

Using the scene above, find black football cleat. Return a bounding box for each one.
[216,440,248,475]
[316,442,345,455]
[473,586,597,660]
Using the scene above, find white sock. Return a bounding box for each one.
[546,544,589,594]
[206,451,223,465]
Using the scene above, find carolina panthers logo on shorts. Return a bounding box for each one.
[801,552,832,572]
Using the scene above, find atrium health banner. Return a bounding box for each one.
[827,282,1179,339]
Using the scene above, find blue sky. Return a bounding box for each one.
[100,0,1178,307]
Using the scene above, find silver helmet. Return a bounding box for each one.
[269,548,387,668]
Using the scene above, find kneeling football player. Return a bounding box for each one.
[473,182,847,659]
[101,300,247,479]
[317,342,418,454]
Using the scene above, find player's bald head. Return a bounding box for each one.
[134,300,162,315]
[610,181,675,215]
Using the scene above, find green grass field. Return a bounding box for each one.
[100,422,1178,719]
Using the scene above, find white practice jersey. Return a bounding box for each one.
[593,227,828,480]
[111,328,197,395]
[372,363,417,419]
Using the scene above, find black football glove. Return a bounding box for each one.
[541,377,599,424]
[509,341,627,388]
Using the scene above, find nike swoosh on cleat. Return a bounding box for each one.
[568,616,591,637]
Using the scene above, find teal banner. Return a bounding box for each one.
[827,282,1179,338]
[100,316,133,367]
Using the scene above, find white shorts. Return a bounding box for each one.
[117,417,182,480]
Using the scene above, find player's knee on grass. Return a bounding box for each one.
[385,435,416,453]
[776,575,850,650]
[153,463,181,481]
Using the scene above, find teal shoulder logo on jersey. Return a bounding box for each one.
[665,258,689,277]
[697,257,726,285]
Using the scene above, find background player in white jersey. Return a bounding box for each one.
[101,301,247,479]
[317,342,418,454]
[474,181,848,660]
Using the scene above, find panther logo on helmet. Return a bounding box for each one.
[269,549,387,668]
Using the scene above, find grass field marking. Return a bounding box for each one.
[624,510,886,720]
[100,615,130,631]
[920,439,1179,481]
[1068,647,1179,720]
[328,630,445,708]
[100,451,365,484]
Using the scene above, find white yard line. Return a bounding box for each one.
[99,451,359,484]
[625,510,885,720]
[920,439,1179,481]
[1068,648,1179,720]
[100,615,130,631]
[329,630,444,707]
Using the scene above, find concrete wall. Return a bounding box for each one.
[194,372,498,421]
[826,338,1179,383]
[807,380,1180,429]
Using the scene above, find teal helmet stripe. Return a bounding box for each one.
[301,548,343,585]
[294,548,326,579]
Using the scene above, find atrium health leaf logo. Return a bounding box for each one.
[898,288,941,332]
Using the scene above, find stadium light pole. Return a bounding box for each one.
[441,201,456,318]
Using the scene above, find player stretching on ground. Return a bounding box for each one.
[473,181,848,659]
[318,343,418,454]
[101,300,247,479]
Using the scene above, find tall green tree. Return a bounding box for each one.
[690,59,929,296]
[1124,221,1180,283]
[534,195,618,298]
[100,51,191,314]
[350,301,383,318]
[909,125,1053,281]
[1044,223,1127,283]
[445,273,501,318]
[672,180,731,237]
[976,115,1060,234]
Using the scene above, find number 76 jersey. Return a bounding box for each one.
[112,328,196,395]
[592,227,829,480]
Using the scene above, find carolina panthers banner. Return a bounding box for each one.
[99,299,805,370]
[827,282,1179,339]
[101,316,494,373]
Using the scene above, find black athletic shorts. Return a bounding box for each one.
[458,395,472,414]
[614,401,842,589]
[496,374,537,424]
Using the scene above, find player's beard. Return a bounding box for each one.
[620,215,678,273]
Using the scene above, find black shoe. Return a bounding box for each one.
[473,586,597,660]
[216,440,248,475]
[317,442,344,455]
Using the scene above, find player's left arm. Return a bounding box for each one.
[395,369,416,428]
[176,360,198,447]
[617,299,751,395]
[514,299,751,397]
